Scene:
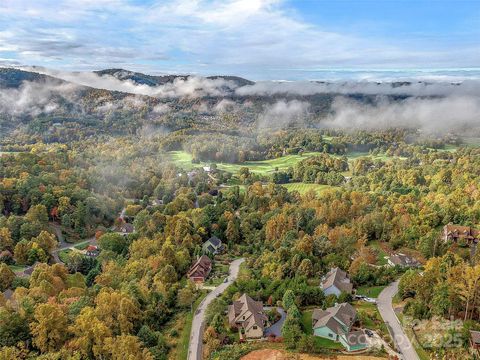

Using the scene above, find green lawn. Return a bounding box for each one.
[300,310,343,349]
[169,150,324,175]
[58,249,72,263]
[9,265,27,272]
[282,183,336,195]
[356,285,386,298]
[369,240,389,266]
[73,241,91,250]
[301,309,314,335]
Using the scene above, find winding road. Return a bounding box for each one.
[187,257,245,360]
[377,281,420,360]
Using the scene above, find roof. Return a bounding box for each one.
[187,255,212,279]
[444,224,480,240]
[471,330,480,344]
[86,245,98,252]
[119,223,134,233]
[231,294,267,331]
[313,303,356,335]
[389,253,420,267]
[321,267,353,294]
[207,236,222,247]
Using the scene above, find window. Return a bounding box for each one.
[328,333,333,338]
[243,316,245,320]
[253,326,257,330]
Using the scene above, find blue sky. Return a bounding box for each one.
[0,0,479,79]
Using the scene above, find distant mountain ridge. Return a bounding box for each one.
[94,68,254,87]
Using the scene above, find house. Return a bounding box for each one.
[312,303,367,352]
[387,253,421,268]
[321,267,353,297]
[118,222,134,236]
[187,255,212,283]
[85,245,99,257]
[228,294,268,339]
[202,236,224,255]
[443,224,480,245]
[470,330,480,350]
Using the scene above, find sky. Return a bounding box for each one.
[0,0,479,80]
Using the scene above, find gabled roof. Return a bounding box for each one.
[313,303,356,335]
[389,253,420,267]
[321,267,353,293]
[187,255,212,278]
[231,294,267,331]
[207,236,222,247]
[444,224,480,239]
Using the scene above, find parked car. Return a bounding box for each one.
[365,329,374,337]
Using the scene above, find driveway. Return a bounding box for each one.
[187,257,245,360]
[377,280,419,360]
[264,307,286,337]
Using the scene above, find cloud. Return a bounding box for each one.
[18,66,238,98]
[236,79,480,97]
[1,0,479,77]
[258,100,310,128]
[323,95,480,132]
[0,79,79,116]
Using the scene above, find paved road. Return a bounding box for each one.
[377,281,419,360]
[188,258,245,360]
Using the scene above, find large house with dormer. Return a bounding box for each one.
[443,224,480,245]
[228,294,268,338]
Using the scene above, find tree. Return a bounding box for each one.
[0,228,13,251]
[282,290,296,310]
[0,263,15,291]
[98,233,129,254]
[32,231,58,254]
[69,306,111,359]
[30,303,68,353]
[104,335,154,360]
[177,281,197,311]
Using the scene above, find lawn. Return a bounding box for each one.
[72,240,92,250]
[282,183,336,195]
[356,286,386,298]
[369,241,389,266]
[58,249,72,263]
[9,265,27,272]
[168,150,324,175]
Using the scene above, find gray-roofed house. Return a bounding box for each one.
[320,267,353,297]
[312,302,367,352]
[202,236,224,255]
[228,294,268,339]
[387,253,421,268]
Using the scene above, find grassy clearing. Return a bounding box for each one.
[73,240,91,250]
[58,249,72,263]
[9,265,27,272]
[356,286,386,298]
[282,183,336,195]
[369,241,389,266]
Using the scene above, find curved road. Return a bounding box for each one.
[377,280,419,360]
[188,258,245,360]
